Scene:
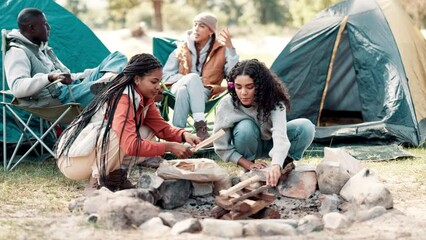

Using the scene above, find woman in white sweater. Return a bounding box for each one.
[213,59,315,186]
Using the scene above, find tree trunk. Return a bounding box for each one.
[152,0,163,31]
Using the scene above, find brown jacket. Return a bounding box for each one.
[177,40,226,87]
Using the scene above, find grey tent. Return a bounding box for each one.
[271,0,426,146]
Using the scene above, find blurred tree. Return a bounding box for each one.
[253,0,288,25]
[187,0,207,11]
[400,0,426,28]
[64,0,88,17]
[216,0,245,25]
[152,0,163,31]
[108,0,141,28]
[289,0,339,27]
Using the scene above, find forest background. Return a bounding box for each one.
[56,0,426,67]
[59,0,425,35]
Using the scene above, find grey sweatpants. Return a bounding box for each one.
[170,73,211,128]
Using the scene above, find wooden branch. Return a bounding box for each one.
[230,185,271,204]
[221,200,272,220]
[211,206,228,219]
[243,187,275,202]
[219,175,260,198]
[192,129,225,152]
[250,207,281,219]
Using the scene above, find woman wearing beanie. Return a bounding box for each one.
[162,12,239,141]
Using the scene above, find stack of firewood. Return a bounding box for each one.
[211,163,295,220]
[211,175,280,220]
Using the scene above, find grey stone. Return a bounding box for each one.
[138,156,164,168]
[202,219,243,238]
[158,211,193,227]
[137,173,164,189]
[356,206,387,222]
[86,214,98,223]
[340,168,393,209]
[171,218,202,235]
[158,179,192,209]
[323,212,352,229]
[68,196,86,213]
[319,194,340,215]
[97,196,159,230]
[213,177,232,195]
[82,189,115,214]
[191,182,213,196]
[231,176,241,186]
[297,214,324,234]
[139,217,171,237]
[114,188,160,205]
[158,212,177,227]
[244,222,297,236]
[316,147,362,194]
[236,219,299,228]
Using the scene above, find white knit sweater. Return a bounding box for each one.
[213,95,290,166]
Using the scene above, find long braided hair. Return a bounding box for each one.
[227,59,291,122]
[56,53,162,181]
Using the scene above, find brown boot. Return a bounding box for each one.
[84,177,100,196]
[105,169,135,191]
[194,120,210,141]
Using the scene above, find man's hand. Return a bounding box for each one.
[218,28,234,49]
[182,132,201,146]
[165,142,193,159]
[48,73,73,85]
[267,165,281,187]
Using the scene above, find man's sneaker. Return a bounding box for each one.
[90,72,117,95]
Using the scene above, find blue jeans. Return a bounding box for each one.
[232,118,315,162]
[58,51,128,107]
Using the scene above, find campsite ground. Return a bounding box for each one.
[1,29,426,239]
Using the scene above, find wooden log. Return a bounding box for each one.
[250,207,281,219]
[215,196,234,210]
[231,201,251,213]
[219,175,260,198]
[192,129,225,152]
[243,187,276,202]
[230,185,271,204]
[211,206,228,219]
[221,200,272,220]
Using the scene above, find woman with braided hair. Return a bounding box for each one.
[162,12,239,141]
[213,59,315,187]
[56,53,200,195]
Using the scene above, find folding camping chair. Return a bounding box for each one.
[153,37,228,132]
[1,29,83,171]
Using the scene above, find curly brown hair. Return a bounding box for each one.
[227,59,291,122]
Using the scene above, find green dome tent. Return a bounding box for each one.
[0,0,110,143]
[271,0,426,146]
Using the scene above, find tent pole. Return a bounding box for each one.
[317,15,349,126]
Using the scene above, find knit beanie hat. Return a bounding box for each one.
[193,12,217,32]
